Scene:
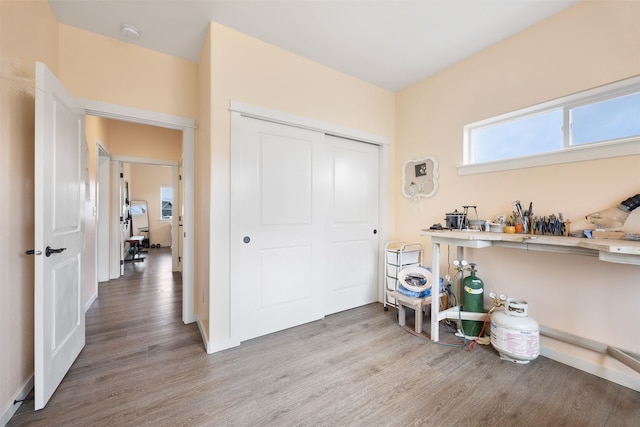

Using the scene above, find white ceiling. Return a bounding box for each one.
[48,0,580,92]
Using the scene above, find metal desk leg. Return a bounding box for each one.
[430,241,465,341]
[431,241,440,341]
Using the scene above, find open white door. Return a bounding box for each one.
[34,62,85,410]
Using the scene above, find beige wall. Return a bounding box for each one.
[396,0,640,361]
[0,0,59,416]
[85,115,111,152]
[206,22,396,349]
[107,119,182,160]
[129,163,173,247]
[58,25,198,119]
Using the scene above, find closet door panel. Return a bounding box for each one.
[231,117,327,342]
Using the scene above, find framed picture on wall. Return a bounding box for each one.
[415,162,428,177]
[401,156,438,199]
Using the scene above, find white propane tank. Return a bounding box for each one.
[490,298,539,364]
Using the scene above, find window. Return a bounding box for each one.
[461,75,640,174]
[571,92,640,146]
[470,109,563,163]
[161,185,172,220]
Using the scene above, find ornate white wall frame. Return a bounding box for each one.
[401,156,439,199]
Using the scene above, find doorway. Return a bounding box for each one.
[84,99,196,324]
[122,161,178,256]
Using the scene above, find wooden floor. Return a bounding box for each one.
[9,248,640,426]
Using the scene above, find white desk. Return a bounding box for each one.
[420,230,640,341]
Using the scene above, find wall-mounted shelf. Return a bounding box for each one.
[421,230,640,266]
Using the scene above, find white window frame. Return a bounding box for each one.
[160,184,173,221]
[460,75,640,175]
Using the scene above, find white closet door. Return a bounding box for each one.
[325,136,379,315]
[231,116,329,342]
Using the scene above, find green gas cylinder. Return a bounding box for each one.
[461,263,485,337]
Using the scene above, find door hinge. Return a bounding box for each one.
[178,256,182,262]
[179,174,182,180]
[120,260,124,265]
[120,216,124,222]
[120,172,124,178]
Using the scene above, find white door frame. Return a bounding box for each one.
[81,98,196,324]
[96,143,111,283]
[110,161,124,278]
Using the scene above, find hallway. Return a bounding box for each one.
[10,248,204,425]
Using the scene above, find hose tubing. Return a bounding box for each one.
[397,266,433,293]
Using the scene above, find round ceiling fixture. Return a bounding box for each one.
[120,24,141,40]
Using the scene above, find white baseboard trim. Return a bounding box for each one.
[85,291,98,312]
[1,376,33,426]
[540,336,640,392]
[207,338,241,354]
[182,311,196,324]
[196,319,240,354]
